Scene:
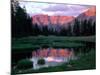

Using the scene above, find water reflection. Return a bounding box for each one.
[31,48,77,69]
[32,48,74,57]
[45,57,63,62]
[12,47,94,70]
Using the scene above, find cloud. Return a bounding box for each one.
[19,2,93,17]
[44,4,93,16]
[43,4,69,11]
[43,4,89,11]
[42,4,91,16]
[53,11,80,16]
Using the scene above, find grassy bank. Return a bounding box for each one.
[12,36,95,51]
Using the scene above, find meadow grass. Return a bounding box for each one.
[12,36,95,51]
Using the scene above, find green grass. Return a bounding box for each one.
[12,36,95,51]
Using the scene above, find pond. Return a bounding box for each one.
[12,46,94,70]
[31,48,77,69]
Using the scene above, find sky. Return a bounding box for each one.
[19,2,94,17]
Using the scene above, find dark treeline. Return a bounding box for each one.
[12,4,95,37]
[32,19,95,36]
[73,19,95,36]
[11,3,33,37]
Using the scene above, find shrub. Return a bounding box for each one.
[37,59,45,65]
[17,59,33,70]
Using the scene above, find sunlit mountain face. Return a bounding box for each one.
[76,6,96,22]
[32,15,75,26]
[32,15,49,25]
[19,2,95,26]
[85,6,96,16]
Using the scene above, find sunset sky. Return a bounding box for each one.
[19,2,94,17]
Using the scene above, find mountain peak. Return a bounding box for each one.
[76,6,96,22]
[85,6,96,16]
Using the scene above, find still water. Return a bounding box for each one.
[30,48,77,69]
[12,47,93,69]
